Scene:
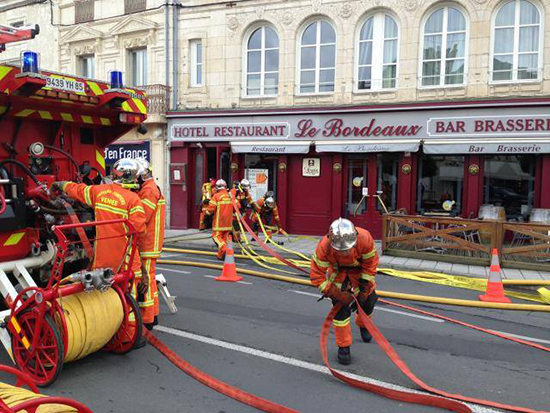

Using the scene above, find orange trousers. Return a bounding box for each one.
[139,258,160,324]
[212,230,230,260]
[333,291,377,348]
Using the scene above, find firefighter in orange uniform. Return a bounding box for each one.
[52,159,148,299]
[199,179,217,230]
[310,218,379,365]
[230,179,254,241]
[251,192,282,235]
[135,158,165,330]
[205,179,237,260]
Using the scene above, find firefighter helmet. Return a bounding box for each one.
[136,158,152,180]
[240,179,251,190]
[216,179,227,190]
[112,158,140,184]
[328,218,358,251]
[265,196,275,209]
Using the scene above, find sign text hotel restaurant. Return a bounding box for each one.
[169,109,550,154]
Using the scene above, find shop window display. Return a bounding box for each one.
[483,155,535,220]
[417,155,464,215]
[244,154,278,201]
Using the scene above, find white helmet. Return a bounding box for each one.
[265,196,275,209]
[328,218,358,251]
[112,158,140,184]
[240,179,251,190]
[215,179,227,190]
[136,158,152,180]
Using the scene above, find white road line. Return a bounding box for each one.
[155,325,499,413]
[490,330,550,345]
[156,266,191,275]
[289,290,443,323]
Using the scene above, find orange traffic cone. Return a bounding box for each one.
[479,249,511,303]
[216,236,243,282]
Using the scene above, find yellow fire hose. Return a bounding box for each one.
[58,289,124,362]
[157,258,550,312]
[0,384,77,412]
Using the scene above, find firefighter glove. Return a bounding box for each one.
[51,181,68,192]
[326,284,354,306]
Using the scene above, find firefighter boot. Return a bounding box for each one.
[337,346,351,365]
[360,328,372,343]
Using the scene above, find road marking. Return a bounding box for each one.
[289,290,443,323]
[157,266,191,275]
[490,330,550,345]
[155,325,499,413]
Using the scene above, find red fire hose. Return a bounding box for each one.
[321,299,550,413]
[0,187,6,215]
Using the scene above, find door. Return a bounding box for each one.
[344,154,399,239]
[287,155,333,235]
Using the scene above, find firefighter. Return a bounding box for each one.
[199,178,217,230]
[251,191,282,235]
[230,179,254,241]
[205,179,237,260]
[135,158,165,330]
[51,159,148,300]
[310,218,379,365]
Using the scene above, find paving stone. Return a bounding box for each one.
[467,265,487,278]
[389,257,408,265]
[402,258,423,268]
[519,269,544,280]
[501,269,525,280]
[434,261,453,271]
[450,264,470,275]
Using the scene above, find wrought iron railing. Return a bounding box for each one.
[140,84,170,116]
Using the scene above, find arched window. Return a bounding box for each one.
[421,6,467,86]
[357,13,398,90]
[245,26,279,96]
[492,0,542,81]
[299,20,336,93]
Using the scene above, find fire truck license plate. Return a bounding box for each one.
[45,76,86,94]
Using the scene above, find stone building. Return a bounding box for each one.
[169,0,550,237]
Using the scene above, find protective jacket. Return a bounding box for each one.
[252,198,280,225]
[205,188,235,231]
[61,182,146,273]
[230,188,254,210]
[137,179,166,259]
[310,227,378,294]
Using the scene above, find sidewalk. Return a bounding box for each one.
[163,229,550,281]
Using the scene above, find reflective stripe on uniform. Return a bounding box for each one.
[95,203,128,217]
[130,205,145,215]
[361,248,377,260]
[360,273,376,282]
[312,253,330,268]
[83,186,92,206]
[319,279,330,292]
[333,317,351,327]
[153,205,162,253]
[140,251,161,258]
[142,199,156,210]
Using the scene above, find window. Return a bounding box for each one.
[484,155,535,220]
[377,154,399,212]
[125,0,146,14]
[299,20,336,94]
[75,0,94,24]
[417,155,464,215]
[245,26,279,96]
[129,48,147,86]
[190,40,203,87]
[357,14,398,90]
[79,55,95,78]
[421,7,467,86]
[492,0,542,81]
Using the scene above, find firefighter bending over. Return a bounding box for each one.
[135,158,165,330]
[251,191,282,235]
[230,179,254,241]
[52,159,148,300]
[205,179,238,260]
[310,218,379,365]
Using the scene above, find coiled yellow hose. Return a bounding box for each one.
[0,383,76,412]
[59,289,123,362]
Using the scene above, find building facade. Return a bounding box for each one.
[169,0,550,237]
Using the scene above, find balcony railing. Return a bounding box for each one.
[125,0,147,14]
[140,84,170,116]
[75,0,94,24]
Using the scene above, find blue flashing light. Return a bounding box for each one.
[22,51,39,73]
[110,71,124,89]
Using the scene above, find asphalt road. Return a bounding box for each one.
[1,249,549,413]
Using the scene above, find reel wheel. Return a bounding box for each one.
[11,310,64,387]
[104,292,142,354]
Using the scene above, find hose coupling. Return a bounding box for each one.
[69,269,114,292]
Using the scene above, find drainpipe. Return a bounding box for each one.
[165,1,170,91]
[172,0,179,111]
